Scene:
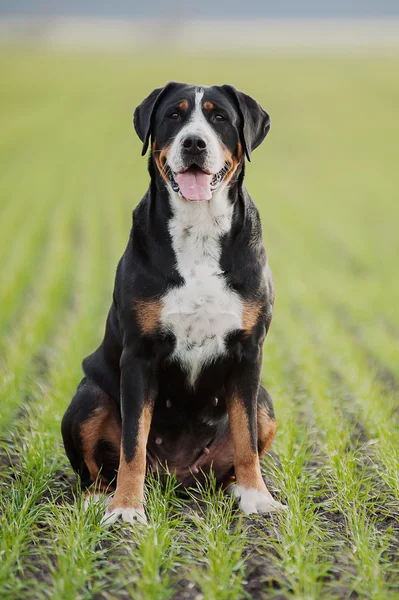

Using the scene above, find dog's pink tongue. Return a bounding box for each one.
[175,169,213,201]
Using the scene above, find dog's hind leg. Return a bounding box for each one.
[61,378,121,497]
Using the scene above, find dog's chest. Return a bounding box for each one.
[161,199,243,384]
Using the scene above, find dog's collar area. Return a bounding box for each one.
[165,162,229,198]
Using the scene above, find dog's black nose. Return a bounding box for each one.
[182,135,207,152]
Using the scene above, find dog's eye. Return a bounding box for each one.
[215,114,226,122]
[169,112,180,119]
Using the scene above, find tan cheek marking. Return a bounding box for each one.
[203,101,215,110]
[179,100,189,111]
[110,404,153,509]
[222,142,243,186]
[228,398,264,490]
[134,299,162,335]
[152,140,171,185]
[242,300,263,335]
[257,405,277,457]
[80,407,121,482]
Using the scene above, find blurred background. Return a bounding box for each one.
[1,1,399,50]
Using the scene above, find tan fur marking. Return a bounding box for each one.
[222,142,242,186]
[109,404,153,510]
[222,403,276,489]
[80,407,121,483]
[152,140,172,185]
[134,299,162,335]
[257,405,277,457]
[228,398,265,490]
[242,300,263,335]
[178,100,189,111]
[203,101,215,110]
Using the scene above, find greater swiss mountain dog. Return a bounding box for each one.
[61,82,286,525]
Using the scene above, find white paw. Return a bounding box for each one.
[101,506,147,526]
[230,485,287,515]
[83,494,111,511]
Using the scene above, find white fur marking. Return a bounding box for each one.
[162,188,243,385]
[102,507,147,526]
[230,485,287,515]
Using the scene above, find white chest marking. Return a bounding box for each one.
[161,190,243,386]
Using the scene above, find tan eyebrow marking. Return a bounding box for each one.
[178,100,189,111]
[203,101,215,110]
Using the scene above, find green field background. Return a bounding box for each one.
[0,51,398,599]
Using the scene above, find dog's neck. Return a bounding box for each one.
[132,159,253,288]
[167,185,234,274]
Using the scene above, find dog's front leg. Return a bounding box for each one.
[103,348,154,525]
[226,351,285,515]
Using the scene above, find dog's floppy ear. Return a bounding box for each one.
[133,81,180,156]
[221,85,270,161]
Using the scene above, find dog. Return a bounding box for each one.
[61,82,286,524]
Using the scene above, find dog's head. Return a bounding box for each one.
[134,82,270,202]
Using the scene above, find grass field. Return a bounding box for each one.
[0,49,398,599]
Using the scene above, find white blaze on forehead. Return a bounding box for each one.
[188,87,214,139]
[167,86,224,177]
[192,87,205,125]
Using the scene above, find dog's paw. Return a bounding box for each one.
[230,485,287,515]
[101,506,147,526]
[83,493,111,512]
